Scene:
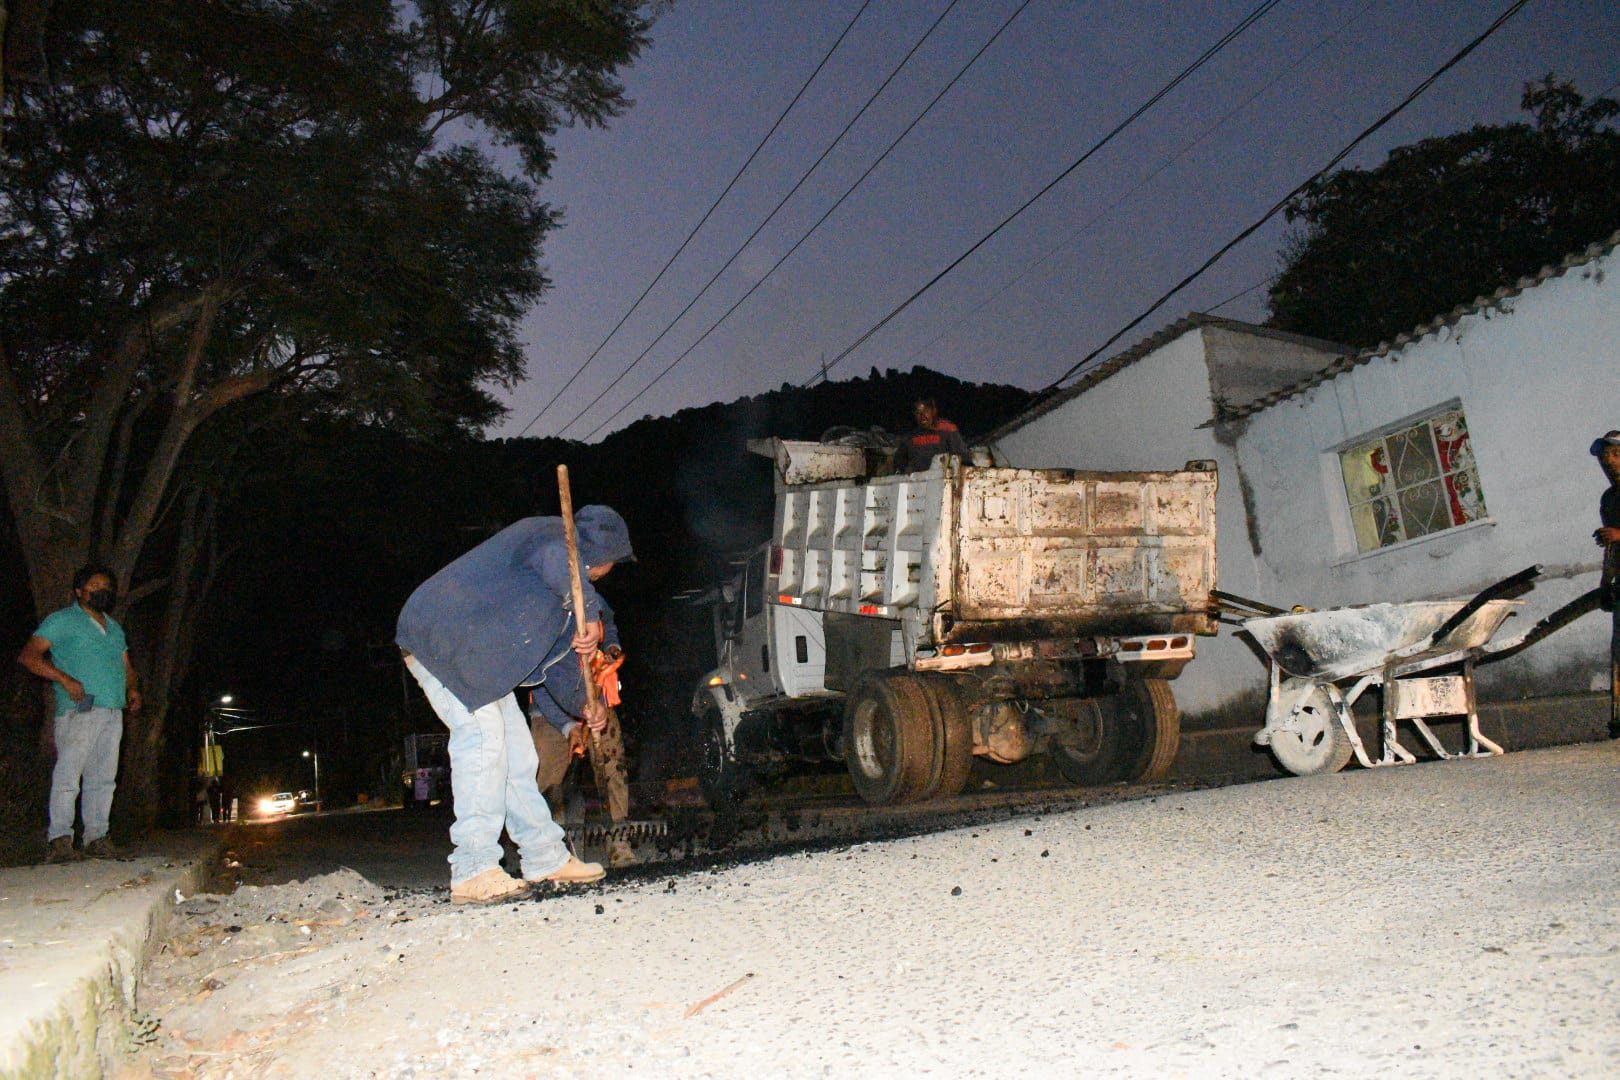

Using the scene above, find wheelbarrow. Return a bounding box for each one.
[1218,566,1592,776]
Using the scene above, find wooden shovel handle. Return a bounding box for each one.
[556,466,602,721]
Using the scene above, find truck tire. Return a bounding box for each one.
[1049,698,1117,786]
[1122,678,1181,781]
[920,677,974,799]
[697,701,747,808]
[843,673,935,805]
[1050,679,1181,785]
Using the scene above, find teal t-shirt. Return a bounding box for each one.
[35,603,128,715]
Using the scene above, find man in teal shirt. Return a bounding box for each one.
[17,564,141,862]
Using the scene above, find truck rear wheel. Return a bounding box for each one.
[920,677,974,799]
[843,674,935,805]
[1122,678,1181,781]
[1050,679,1181,785]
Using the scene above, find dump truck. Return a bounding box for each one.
[693,438,1219,806]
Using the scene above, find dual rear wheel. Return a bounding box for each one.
[843,672,1180,806]
[842,673,974,805]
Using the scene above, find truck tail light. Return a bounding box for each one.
[940,642,992,657]
[769,546,783,574]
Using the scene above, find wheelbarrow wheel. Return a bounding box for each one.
[1267,680,1354,776]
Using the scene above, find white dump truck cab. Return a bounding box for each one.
[695,439,1217,806]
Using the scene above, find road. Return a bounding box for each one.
[124,741,1618,1078]
[210,768,1202,893]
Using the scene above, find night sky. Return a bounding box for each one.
[490,0,1618,441]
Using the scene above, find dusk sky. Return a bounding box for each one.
[488,0,1618,442]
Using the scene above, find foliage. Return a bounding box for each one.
[1267,77,1620,347]
[0,0,651,831]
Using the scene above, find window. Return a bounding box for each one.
[1339,407,1487,553]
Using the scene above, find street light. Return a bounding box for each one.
[302,748,321,810]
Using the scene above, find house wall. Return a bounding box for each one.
[990,331,1274,720]
[1237,250,1620,700]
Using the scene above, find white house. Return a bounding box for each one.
[988,231,1620,724]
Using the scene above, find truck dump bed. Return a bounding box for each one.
[752,440,1217,646]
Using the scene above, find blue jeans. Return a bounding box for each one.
[404,656,570,885]
[48,706,122,843]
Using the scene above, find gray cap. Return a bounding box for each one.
[1592,430,1620,455]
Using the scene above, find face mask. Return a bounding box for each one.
[85,588,115,612]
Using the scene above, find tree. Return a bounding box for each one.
[1267,77,1620,347]
[0,0,651,828]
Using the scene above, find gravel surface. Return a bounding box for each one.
[123,741,1619,1078]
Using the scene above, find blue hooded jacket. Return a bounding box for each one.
[527,600,620,733]
[396,505,634,710]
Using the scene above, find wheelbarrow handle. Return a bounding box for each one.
[1427,564,1542,647]
[1209,589,1290,617]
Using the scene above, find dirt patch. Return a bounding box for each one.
[115,866,443,1077]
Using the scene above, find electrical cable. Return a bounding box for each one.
[898,0,1382,369]
[573,0,1040,439]
[509,0,876,438]
[794,0,1287,389]
[580,0,1274,438]
[1201,67,1620,321]
[551,0,964,437]
[1033,0,1533,397]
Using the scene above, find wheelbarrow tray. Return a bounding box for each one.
[1243,599,1522,681]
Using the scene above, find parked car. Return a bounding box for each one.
[258,791,297,817]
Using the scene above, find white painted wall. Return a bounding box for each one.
[990,330,1272,717]
[1237,249,1620,700]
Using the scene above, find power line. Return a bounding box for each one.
[552,0,965,437]
[792,0,1287,390]
[509,0,877,438]
[1188,64,1620,325]
[575,0,1042,440]
[898,0,1382,370]
[1034,0,1534,396]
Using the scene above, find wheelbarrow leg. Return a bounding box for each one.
[1335,677,1381,769]
[1462,657,1505,758]
[1378,662,1417,766]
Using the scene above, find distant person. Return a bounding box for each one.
[895,398,970,473]
[1593,430,1620,738]
[396,506,634,905]
[17,564,141,863]
[527,600,635,866]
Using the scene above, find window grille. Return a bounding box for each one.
[1339,408,1487,552]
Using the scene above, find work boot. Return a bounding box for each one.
[45,836,82,864]
[529,855,605,886]
[607,838,637,868]
[83,836,122,859]
[450,868,531,906]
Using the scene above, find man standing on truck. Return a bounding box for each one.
[1593,430,1620,739]
[895,398,970,473]
[396,506,634,905]
[527,601,637,867]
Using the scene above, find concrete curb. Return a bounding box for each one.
[1172,691,1611,782]
[0,833,220,1080]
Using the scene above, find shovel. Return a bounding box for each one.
[557,464,602,758]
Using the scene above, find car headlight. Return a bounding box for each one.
[258,798,274,813]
